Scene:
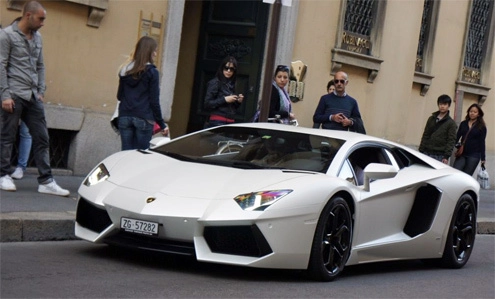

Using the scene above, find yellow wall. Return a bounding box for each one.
[169,0,202,137]
[290,0,338,129]
[2,0,493,175]
[1,0,168,114]
[291,0,493,154]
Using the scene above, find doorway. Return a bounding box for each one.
[187,0,270,132]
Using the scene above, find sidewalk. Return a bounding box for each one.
[1,174,494,242]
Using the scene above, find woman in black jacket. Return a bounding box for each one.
[453,103,487,175]
[204,56,244,128]
[117,36,168,150]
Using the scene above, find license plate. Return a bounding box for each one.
[120,217,159,236]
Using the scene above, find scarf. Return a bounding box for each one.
[272,81,291,124]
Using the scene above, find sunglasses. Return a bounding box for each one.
[223,66,236,72]
[334,79,347,84]
[276,65,290,72]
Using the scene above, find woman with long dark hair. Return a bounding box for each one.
[117,36,168,150]
[453,103,487,175]
[204,56,244,128]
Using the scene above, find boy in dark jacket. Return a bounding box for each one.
[418,94,457,164]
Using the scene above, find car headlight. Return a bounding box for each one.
[83,164,110,186]
[234,190,292,211]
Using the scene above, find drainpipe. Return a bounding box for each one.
[259,0,282,122]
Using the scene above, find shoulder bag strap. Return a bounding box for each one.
[462,125,473,145]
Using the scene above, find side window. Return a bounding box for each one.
[338,159,357,185]
[383,148,399,169]
[345,146,393,185]
[339,146,402,186]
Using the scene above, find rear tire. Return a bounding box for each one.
[440,194,476,268]
[307,196,352,281]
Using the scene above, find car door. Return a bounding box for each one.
[339,145,425,249]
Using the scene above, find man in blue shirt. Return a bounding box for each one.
[0,1,69,196]
[312,71,365,133]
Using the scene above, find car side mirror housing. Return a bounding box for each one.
[363,163,398,191]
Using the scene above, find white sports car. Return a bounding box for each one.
[75,123,479,281]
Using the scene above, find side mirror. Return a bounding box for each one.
[363,163,398,191]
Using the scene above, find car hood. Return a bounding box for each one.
[104,150,312,200]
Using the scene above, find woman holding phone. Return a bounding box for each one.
[204,56,244,128]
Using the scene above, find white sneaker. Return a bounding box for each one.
[0,175,16,191]
[38,180,70,197]
[11,167,24,180]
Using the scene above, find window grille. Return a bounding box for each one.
[12,129,75,170]
[344,0,375,37]
[464,0,493,70]
[416,0,434,72]
[332,0,385,82]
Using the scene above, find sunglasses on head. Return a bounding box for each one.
[334,79,347,84]
[276,65,290,72]
[223,66,236,72]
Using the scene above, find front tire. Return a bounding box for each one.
[307,196,352,281]
[441,193,476,268]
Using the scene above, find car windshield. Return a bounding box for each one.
[151,126,345,173]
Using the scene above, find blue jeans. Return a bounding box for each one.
[118,116,153,150]
[453,155,480,176]
[17,121,32,170]
[1,95,53,184]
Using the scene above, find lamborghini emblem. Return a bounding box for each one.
[146,197,156,203]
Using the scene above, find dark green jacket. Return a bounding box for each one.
[419,111,457,159]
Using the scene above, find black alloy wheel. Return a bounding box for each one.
[441,193,477,268]
[308,196,352,281]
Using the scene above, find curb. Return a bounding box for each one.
[0,212,77,242]
[477,218,495,235]
[0,212,493,243]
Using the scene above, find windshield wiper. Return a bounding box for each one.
[231,161,266,169]
[162,152,196,162]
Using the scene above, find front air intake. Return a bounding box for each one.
[204,225,272,257]
[76,197,112,233]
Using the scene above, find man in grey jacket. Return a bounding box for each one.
[0,1,69,196]
[418,94,457,164]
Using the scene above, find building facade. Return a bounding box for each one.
[1,0,494,186]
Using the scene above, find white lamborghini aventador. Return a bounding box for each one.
[75,123,479,281]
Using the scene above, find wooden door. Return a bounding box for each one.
[187,0,269,132]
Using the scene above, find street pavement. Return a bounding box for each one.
[0,173,494,242]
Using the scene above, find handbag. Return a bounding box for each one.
[153,123,161,135]
[455,144,464,158]
[477,164,490,189]
[110,101,120,133]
